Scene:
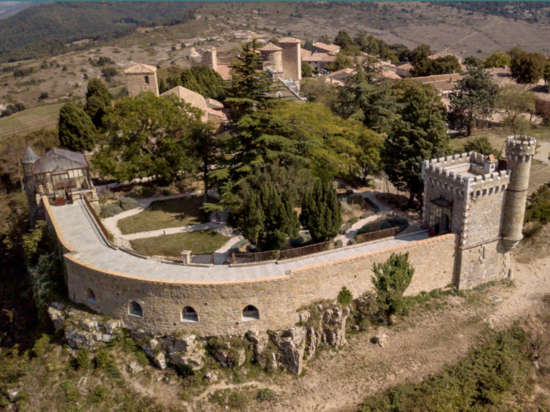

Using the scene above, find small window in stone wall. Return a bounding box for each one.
[87,288,96,304]
[129,301,143,317]
[242,305,259,321]
[144,75,150,84]
[182,306,198,323]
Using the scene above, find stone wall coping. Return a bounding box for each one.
[42,196,76,254]
[60,231,453,286]
[273,233,456,275]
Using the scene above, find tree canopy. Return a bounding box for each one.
[84,78,111,129]
[92,93,201,184]
[58,102,97,152]
[510,50,546,84]
[300,177,342,242]
[449,65,499,135]
[382,80,449,204]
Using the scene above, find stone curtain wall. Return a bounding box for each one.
[62,234,456,337]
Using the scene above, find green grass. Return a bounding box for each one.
[130,230,229,257]
[117,196,207,235]
[0,103,62,138]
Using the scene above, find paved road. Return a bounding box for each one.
[51,201,429,284]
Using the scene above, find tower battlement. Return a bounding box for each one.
[422,152,510,197]
[506,135,536,160]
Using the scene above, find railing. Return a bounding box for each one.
[232,240,332,264]
[355,225,402,244]
[83,194,114,243]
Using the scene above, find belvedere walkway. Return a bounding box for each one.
[50,200,429,284]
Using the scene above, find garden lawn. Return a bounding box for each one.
[130,230,229,257]
[117,196,207,235]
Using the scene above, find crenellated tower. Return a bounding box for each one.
[501,136,536,250]
[422,137,535,289]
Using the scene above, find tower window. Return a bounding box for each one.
[182,306,198,323]
[144,75,150,84]
[129,301,143,317]
[242,305,259,321]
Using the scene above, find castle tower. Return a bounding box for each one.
[124,63,159,97]
[278,37,301,83]
[202,47,218,72]
[422,151,512,289]
[501,135,536,250]
[259,43,283,77]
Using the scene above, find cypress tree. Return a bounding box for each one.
[84,78,111,129]
[300,178,342,242]
[58,102,97,152]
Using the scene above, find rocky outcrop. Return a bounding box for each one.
[48,300,351,376]
[47,302,123,350]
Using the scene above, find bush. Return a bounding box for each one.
[256,388,275,402]
[525,184,550,225]
[119,196,140,211]
[74,349,90,370]
[100,203,123,218]
[372,253,414,323]
[337,286,353,306]
[38,92,49,100]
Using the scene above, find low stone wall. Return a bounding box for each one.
[62,233,456,337]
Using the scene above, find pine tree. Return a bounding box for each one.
[300,178,342,242]
[58,102,97,152]
[225,40,273,120]
[449,65,498,136]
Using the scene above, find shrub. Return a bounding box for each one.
[74,349,90,370]
[256,388,275,402]
[372,252,414,323]
[100,203,123,218]
[525,184,550,225]
[337,286,353,306]
[88,385,107,404]
[119,196,139,211]
[38,92,49,100]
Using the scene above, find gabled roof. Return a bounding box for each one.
[162,86,208,113]
[22,146,39,164]
[278,37,301,44]
[313,42,340,53]
[259,42,282,52]
[32,148,88,175]
[302,52,336,63]
[124,63,157,74]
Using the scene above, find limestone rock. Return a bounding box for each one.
[153,352,167,370]
[127,361,144,375]
[81,318,99,332]
[205,371,218,383]
[104,319,123,334]
[47,306,66,331]
[275,327,306,375]
[65,326,92,350]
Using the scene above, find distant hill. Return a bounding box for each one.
[0,2,35,20]
[0,2,197,62]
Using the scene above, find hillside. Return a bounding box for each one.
[0,2,197,62]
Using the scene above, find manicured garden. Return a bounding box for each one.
[129,230,229,257]
[117,196,208,235]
